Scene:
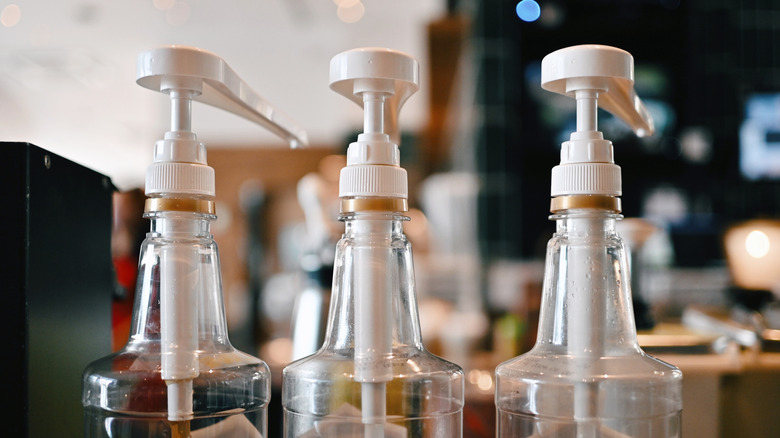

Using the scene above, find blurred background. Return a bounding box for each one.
[4,1,780,437]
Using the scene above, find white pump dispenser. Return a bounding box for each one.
[83,45,307,438]
[495,45,682,438]
[138,45,307,199]
[283,47,464,438]
[544,44,653,204]
[331,47,418,201]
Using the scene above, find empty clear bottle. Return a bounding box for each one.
[495,45,682,438]
[82,46,307,438]
[283,47,464,438]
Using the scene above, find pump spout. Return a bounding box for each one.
[137,45,308,148]
[599,80,655,137]
[330,47,419,146]
[542,44,654,138]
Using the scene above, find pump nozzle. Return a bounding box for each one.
[330,47,419,146]
[541,44,653,137]
[138,46,308,149]
[136,46,308,200]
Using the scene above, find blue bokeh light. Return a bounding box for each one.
[516,0,541,22]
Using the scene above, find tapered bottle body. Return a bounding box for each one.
[283,212,464,438]
[495,210,682,438]
[82,210,270,437]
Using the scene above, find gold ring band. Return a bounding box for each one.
[340,198,408,213]
[145,198,216,214]
[550,195,621,213]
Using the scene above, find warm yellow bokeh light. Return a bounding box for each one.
[745,229,770,259]
[337,1,365,24]
[1,4,22,28]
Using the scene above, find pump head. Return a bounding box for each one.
[541,44,654,211]
[136,45,308,200]
[329,48,419,206]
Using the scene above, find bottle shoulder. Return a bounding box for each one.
[83,348,270,410]
[85,346,266,377]
[496,347,682,381]
[284,346,463,377]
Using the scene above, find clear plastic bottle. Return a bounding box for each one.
[495,44,682,438]
[283,210,464,437]
[495,208,682,437]
[82,205,271,438]
[82,45,306,438]
[283,47,463,438]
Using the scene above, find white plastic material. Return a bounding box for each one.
[160,244,199,421]
[329,47,419,199]
[137,45,308,198]
[541,44,654,197]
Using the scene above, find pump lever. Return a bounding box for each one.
[136,45,308,148]
[541,44,654,137]
[329,47,419,145]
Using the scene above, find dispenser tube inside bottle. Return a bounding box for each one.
[565,215,612,437]
[160,226,200,426]
[354,218,394,437]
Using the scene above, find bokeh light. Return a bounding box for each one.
[516,0,541,22]
[746,229,770,259]
[337,0,364,24]
[1,4,22,28]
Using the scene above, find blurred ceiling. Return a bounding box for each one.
[0,0,445,189]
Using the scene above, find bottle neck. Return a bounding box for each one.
[341,211,406,237]
[551,208,619,235]
[535,208,640,356]
[146,210,214,238]
[322,211,424,355]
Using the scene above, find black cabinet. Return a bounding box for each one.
[1,143,114,437]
